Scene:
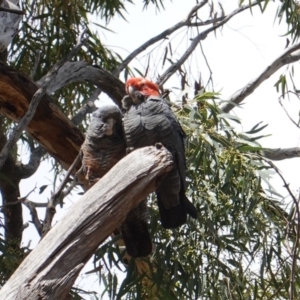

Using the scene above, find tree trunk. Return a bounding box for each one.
[0,146,173,300]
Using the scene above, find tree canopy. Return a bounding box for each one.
[1,0,300,299]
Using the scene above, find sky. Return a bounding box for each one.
[12,0,300,298]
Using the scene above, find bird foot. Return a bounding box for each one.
[155,142,163,149]
[126,147,135,154]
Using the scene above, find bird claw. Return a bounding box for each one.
[126,147,135,154]
[155,142,163,149]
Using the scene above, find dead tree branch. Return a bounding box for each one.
[0,146,173,300]
[37,62,125,107]
[0,62,85,174]
[22,198,43,236]
[71,88,100,126]
[0,31,88,171]
[0,6,24,15]
[221,47,300,113]
[263,147,300,160]
[42,153,82,237]
[18,146,45,179]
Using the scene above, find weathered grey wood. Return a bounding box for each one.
[37,61,125,106]
[0,146,173,300]
[263,147,300,160]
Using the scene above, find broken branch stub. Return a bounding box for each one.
[0,146,173,300]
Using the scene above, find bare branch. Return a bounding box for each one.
[22,198,43,236]
[18,185,37,201]
[37,62,125,107]
[189,17,225,26]
[30,50,42,78]
[113,1,209,77]
[222,46,300,113]
[263,147,300,160]
[42,153,82,237]
[0,6,24,15]
[0,32,88,171]
[157,3,256,86]
[18,146,45,179]
[1,187,46,236]
[0,63,86,173]
[71,88,99,126]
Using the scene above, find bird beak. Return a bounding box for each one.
[127,85,136,96]
[104,118,116,136]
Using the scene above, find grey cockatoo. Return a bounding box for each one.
[81,105,152,257]
[122,77,197,229]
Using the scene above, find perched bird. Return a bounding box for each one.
[81,105,152,257]
[122,77,198,229]
[81,105,126,183]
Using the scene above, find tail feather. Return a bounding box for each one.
[156,192,187,229]
[120,200,152,257]
[156,190,197,229]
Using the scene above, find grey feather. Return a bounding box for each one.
[123,95,197,228]
[81,105,126,182]
[81,105,152,257]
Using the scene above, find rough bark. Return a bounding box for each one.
[0,146,173,300]
[0,62,85,172]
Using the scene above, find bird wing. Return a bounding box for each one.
[82,105,152,257]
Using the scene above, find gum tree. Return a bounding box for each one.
[0,0,300,299]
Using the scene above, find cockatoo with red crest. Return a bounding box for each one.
[122,77,197,228]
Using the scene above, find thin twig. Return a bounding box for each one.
[261,158,300,300]
[71,88,99,125]
[42,153,82,237]
[22,199,43,236]
[30,50,42,78]
[222,47,300,113]
[0,7,25,15]
[0,30,88,171]
[157,3,258,85]
[18,185,37,201]
[0,199,47,208]
[278,95,300,129]
[51,153,82,206]
[24,0,37,23]
[113,0,209,77]
[2,186,46,236]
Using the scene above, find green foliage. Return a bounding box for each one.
[277,0,300,42]
[94,93,297,299]
[9,0,123,117]
[0,235,27,287]
[2,1,300,299]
